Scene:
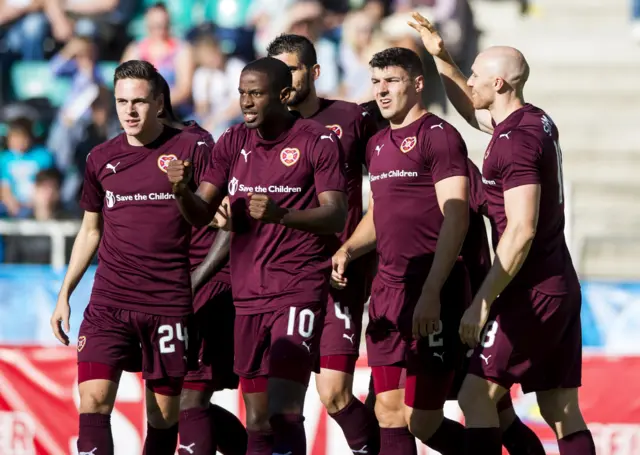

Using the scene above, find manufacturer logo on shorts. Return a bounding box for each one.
[400,136,417,153]
[78,336,87,352]
[326,124,343,139]
[280,148,300,167]
[157,154,178,173]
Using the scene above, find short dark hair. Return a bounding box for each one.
[35,168,63,187]
[157,74,179,121]
[8,117,33,137]
[114,60,162,97]
[148,2,168,13]
[266,34,317,68]
[369,47,424,78]
[242,57,292,95]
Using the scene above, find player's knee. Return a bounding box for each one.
[268,377,306,416]
[458,376,493,416]
[407,409,444,442]
[179,387,211,411]
[374,390,406,428]
[536,388,585,429]
[498,406,517,432]
[78,380,117,415]
[316,371,353,414]
[147,400,180,428]
[243,391,271,432]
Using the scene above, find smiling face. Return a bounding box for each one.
[467,52,500,110]
[371,65,422,123]
[238,70,290,129]
[115,78,163,137]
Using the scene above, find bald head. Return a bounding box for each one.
[476,46,530,92]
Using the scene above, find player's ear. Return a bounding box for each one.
[156,91,165,117]
[280,86,293,105]
[414,75,425,94]
[311,64,321,82]
[494,77,506,93]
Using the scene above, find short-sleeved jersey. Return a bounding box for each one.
[482,103,578,294]
[183,122,231,284]
[366,113,469,287]
[203,118,347,314]
[80,127,208,316]
[307,99,377,246]
[462,159,491,295]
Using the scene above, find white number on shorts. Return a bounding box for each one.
[158,323,189,354]
[481,320,499,349]
[428,320,444,347]
[287,307,315,338]
[554,140,565,204]
[334,302,352,330]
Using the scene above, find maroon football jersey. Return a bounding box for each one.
[462,159,491,295]
[307,99,377,245]
[203,119,347,314]
[80,128,208,316]
[482,103,578,294]
[182,122,231,284]
[366,113,468,286]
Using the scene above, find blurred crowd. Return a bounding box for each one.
[0,0,530,263]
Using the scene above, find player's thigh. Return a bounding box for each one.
[138,311,195,382]
[320,281,366,361]
[185,288,239,391]
[268,302,324,386]
[233,312,272,379]
[366,279,412,368]
[77,304,142,375]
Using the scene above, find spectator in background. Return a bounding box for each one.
[0,118,54,218]
[0,0,53,60]
[46,36,104,173]
[192,34,244,138]
[121,3,195,117]
[285,0,340,97]
[338,10,389,103]
[633,0,640,42]
[3,168,75,264]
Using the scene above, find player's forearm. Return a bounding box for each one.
[341,208,376,260]
[423,207,468,292]
[175,186,219,227]
[281,205,347,234]
[191,229,231,293]
[433,50,477,128]
[476,223,535,305]
[59,226,101,300]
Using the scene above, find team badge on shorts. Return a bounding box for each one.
[77,336,87,352]
[280,148,301,167]
[400,136,417,153]
[326,124,343,139]
[157,154,178,173]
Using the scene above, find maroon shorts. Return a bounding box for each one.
[467,285,583,394]
[78,304,195,380]
[233,302,324,386]
[184,281,239,391]
[367,262,469,407]
[320,264,370,359]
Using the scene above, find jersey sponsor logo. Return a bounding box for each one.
[228,177,239,196]
[77,335,87,352]
[280,148,301,167]
[157,154,178,173]
[228,177,301,195]
[326,124,343,139]
[400,136,417,153]
[104,190,176,208]
[482,176,496,186]
[369,170,419,182]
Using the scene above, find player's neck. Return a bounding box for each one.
[389,103,428,130]
[127,122,165,147]
[489,95,525,126]
[292,93,321,118]
[258,113,296,141]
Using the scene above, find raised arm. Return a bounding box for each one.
[51,211,103,345]
[408,12,493,134]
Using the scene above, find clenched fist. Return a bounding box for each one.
[167,159,193,193]
[248,193,288,223]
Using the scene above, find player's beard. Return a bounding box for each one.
[287,73,312,107]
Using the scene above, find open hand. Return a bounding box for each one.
[407,11,446,57]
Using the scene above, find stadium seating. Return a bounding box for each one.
[445,0,640,280]
[11,62,72,107]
